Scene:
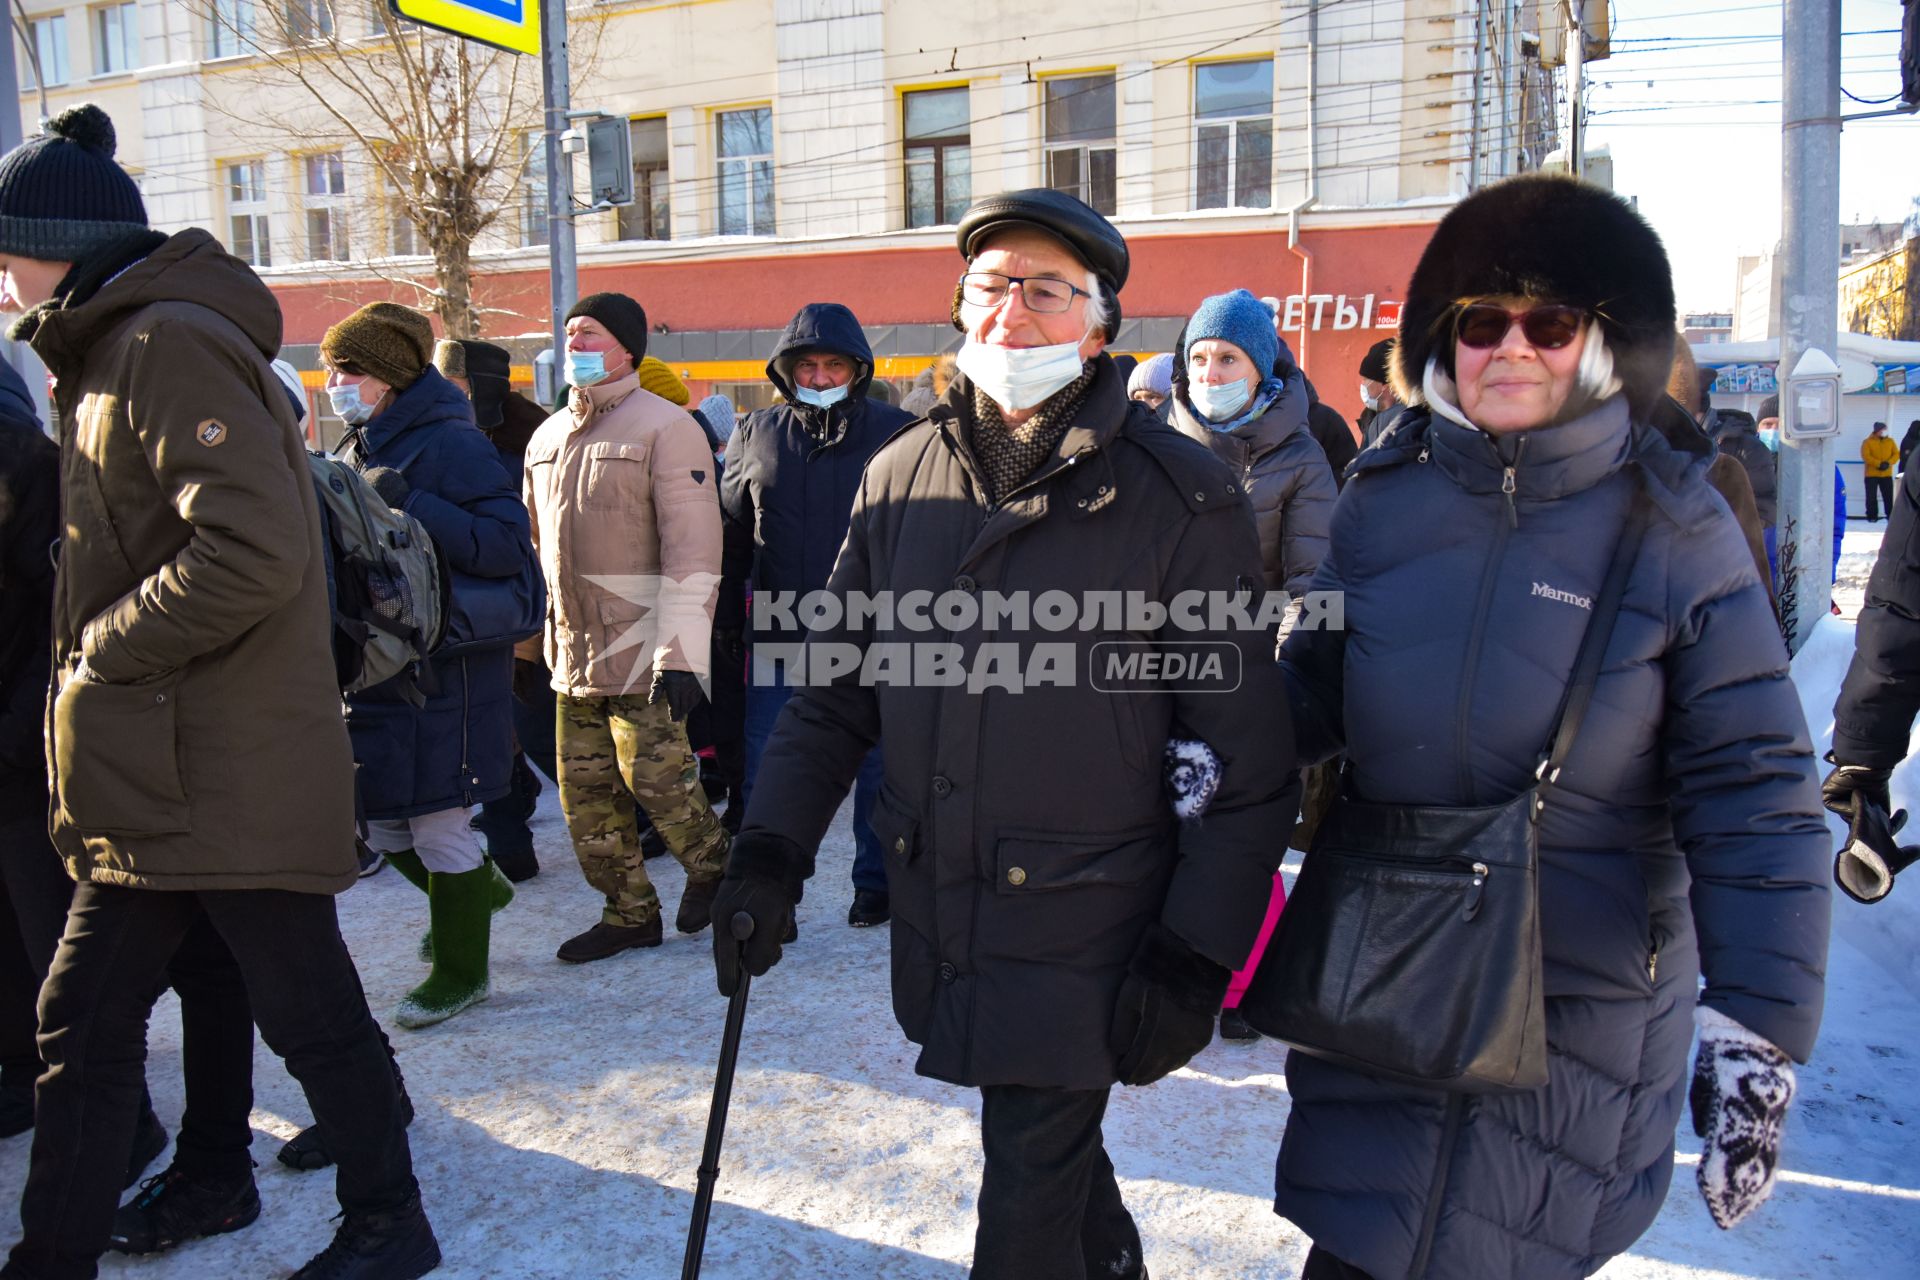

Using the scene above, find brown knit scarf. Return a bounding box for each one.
[964,361,1099,504]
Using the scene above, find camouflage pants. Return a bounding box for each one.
[556,693,730,927]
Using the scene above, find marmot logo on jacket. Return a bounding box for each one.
[1531,580,1592,610]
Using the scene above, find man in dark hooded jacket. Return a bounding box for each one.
[719,302,912,927]
[0,105,433,1280]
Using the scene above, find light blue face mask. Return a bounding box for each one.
[565,351,609,388]
[1758,427,1779,452]
[795,382,850,409]
[1189,377,1254,424]
[327,381,375,426]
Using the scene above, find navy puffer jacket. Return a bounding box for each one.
[342,367,532,819]
[1274,397,1829,1280]
[718,303,914,635]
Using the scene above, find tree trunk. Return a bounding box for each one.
[436,235,477,339]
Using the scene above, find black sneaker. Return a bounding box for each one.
[847,889,891,927]
[289,1192,440,1280]
[125,1106,169,1189]
[1219,1008,1261,1042]
[109,1164,260,1255]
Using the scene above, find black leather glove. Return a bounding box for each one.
[1109,922,1232,1086]
[1821,760,1892,821]
[712,832,803,997]
[649,669,706,723]
[362,466,410,509]
[1836,791,1920,904]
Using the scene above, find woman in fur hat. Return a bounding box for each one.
[1256,175,1831,1280]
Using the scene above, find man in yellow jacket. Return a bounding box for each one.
[1864,420,1899,521]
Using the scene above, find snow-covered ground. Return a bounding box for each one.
[3,535,1918,1278]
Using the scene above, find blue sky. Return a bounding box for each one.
[1587,0,1917,311]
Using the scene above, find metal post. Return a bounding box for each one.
[0,27,49,430]
[1566,0,1585,177]
[541,0,578,378]
[1468,2,1486,190]
[1499,1,1517,179]
[1777,0,1842,650]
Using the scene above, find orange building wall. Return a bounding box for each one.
[269,221,1438,423]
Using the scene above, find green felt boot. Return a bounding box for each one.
[393,864,493,1029]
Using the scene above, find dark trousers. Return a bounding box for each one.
[6,884,413,1280]
[742,665,886,892]
[971,1084,1142,1280]
[1867,474,1894,521]
[0,810,74,1090]
[1302,1245,1378,1279]
[513,661,559,787]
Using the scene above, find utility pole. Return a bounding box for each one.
[540,0,578,387]
[0,31,49,429]
[1777,0,1842,650]
[1566,0,1585,176]
[1468,2,1486,190]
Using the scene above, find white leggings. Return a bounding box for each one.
[364,806,484,874]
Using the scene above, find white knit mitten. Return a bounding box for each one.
[1164,738,1221,821]
[1690,1005,1796,1230]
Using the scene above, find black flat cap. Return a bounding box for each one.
[956,188,1129,294]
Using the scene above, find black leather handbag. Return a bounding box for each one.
[1242,483,1650,1093]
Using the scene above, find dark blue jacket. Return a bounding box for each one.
[1836,458,1920,767]
[0,356,53,814]
[718,303,914,635]
[342,367,531,819]
[1275,398,1830,1280]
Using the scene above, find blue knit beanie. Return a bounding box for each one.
[1183,289,1278,381]
[0,105,147,263]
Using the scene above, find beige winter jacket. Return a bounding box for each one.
[524,373,721,696]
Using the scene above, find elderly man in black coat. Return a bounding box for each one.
[709,190,1297,1279]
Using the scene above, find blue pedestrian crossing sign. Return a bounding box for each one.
[389,0,540,56]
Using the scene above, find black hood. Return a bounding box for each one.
[766,303,875,406]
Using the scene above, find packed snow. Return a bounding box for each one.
[1,528,1916,1278]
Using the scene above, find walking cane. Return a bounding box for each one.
[681,911,757,1280]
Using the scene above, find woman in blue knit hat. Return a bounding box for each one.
[1166,287,1336,1042]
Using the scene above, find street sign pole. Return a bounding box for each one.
[1777,0,1841,651]
[541,0,577,399]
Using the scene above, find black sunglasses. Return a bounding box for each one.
[1454,303,1588,351]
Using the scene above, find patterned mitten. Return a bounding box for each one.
[1690,1005,1796,1230]
[1164,738,1222,821]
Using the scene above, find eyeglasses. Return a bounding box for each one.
[959,272,1089,315]
[1454,303,1588,351]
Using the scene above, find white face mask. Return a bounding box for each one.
[328,381,376,426]
[1189,377,1254,424]
[1359,384,1384,412]
[956,337,1086,413]
[795,383,849,409]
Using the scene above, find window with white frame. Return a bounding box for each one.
[303,151,348,261]
[1044,74,1117,216]
[226,159,271,267]
[209,0,255,59]
[1194,59,1274,211]
[93,3,138,76]
[904,87,970,229]
[617,117,670,242]
[520,133,549,248]
[286,0,333,43]
[716,107,773,237]
[20,16,69,89]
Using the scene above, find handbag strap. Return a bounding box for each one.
[1537,469,1652,802]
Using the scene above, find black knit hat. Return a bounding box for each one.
[434,339,511,430]
[566,293,648,366]
[1393,174,1676,419]
[0,104,147,263]
[1358,338,1394,382]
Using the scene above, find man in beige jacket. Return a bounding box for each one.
[524,292,731,962]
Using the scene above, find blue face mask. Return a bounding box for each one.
[327,381,376,426]
[1758,427,1779,452]
[795,382,850,409]
[1189,377,1254,425]
[565,351,609,389]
